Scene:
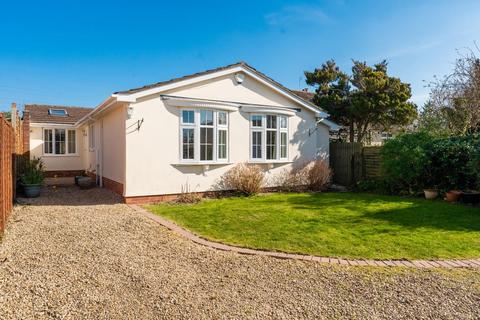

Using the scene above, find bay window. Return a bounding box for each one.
[250,114,288,161]
[180,109,229,163]
[43,128,76,155]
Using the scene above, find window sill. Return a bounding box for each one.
[173,162,232,166]
[248,160,292,164]
[42,154,80,157]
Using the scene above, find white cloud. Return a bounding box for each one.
[265,5,330,27]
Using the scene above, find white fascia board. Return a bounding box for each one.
[113,65,330,117]
[75,96,118,126]
[318,118,341,131]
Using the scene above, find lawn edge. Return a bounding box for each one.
[130,204,480,269]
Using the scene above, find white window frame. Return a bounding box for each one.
[249,114,289,162]
[179,109,229,164]
[43,128,77,156]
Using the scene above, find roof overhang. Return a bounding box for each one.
[112,64,330,118]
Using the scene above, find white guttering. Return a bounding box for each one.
[75,96,120,127]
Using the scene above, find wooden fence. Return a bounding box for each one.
[0,105,26,234]
[0,114,15,233]
[330,142,382,186]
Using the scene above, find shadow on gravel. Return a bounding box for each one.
[16,186,123,206]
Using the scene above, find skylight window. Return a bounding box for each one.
[49,109,68,116]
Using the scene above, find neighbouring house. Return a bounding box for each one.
[25,62,339,203]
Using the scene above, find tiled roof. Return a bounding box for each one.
[25,104,92,124]
[291,90,314,102]
[114,62,322,111]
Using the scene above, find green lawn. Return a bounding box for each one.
[146,192,480,260]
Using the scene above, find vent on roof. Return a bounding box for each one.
[48,109,68,117]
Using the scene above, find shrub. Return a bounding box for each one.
[304,158,332,191]
[274,167,308,192]
[355,179,389,194]
[21,157,45,185]
[424,136,479,191]
[381,132,433,194]
[381,132,480,194]
[221,163,264,196]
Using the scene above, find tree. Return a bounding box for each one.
[305,60,417,143]
[427,45,480,135]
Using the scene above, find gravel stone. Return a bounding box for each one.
[1,186,479,319]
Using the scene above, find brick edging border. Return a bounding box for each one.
[129,204,480,269]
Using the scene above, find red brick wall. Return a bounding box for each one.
[45,170,85,178]
[86,171,124,196]
[22,111,30,157]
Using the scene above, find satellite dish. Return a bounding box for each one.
[234,72,245,84]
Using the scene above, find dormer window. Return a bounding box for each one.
[48,109,68,117]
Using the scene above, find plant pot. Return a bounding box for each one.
[424,189,438,200]
[461,191,480,205]
[445,190,461,203]
[78,177,93,189]
[74,176,84,186]
[22,184,42,198]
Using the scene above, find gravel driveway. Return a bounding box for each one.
[0,186,479,319]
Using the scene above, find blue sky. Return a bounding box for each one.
[1,0,479,111]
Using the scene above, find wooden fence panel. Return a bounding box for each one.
[329,142,362,186]
[362,147,382,179]
[330,143,383,186]
[0,114,15,233]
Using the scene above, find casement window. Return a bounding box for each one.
[250,114,288,161]
[43,128,76,155]
[88,124,95,150]
[180,109,228,163]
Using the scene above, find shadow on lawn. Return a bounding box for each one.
[285,192,480,232]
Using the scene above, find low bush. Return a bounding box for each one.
[221,163,264,196]
[305,158,332,191]
[175,183,202,204]
[275,158,332,192]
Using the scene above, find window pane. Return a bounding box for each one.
[280,132,287,158]
[182,110,194,124]
[266,130,277,160]
[200,110,213,126]
[55,129,66,155]
[218,112,227,125]
[68,130,76,154]
[267,115,277,129]
[251,115,262,127]
[218,130,227,159]
[200,127,213,160]
[252,131,262,159]
[182,128,194,159]
[280,116,287,129]
[44,129,53,154]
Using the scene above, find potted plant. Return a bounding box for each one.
[445,190,461,202]
[20,157,45,198]
[424,189,439,200]
[75,171,87,185]
[460,190,480,205]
